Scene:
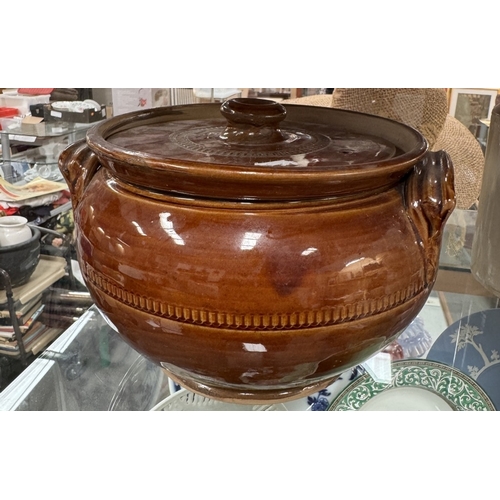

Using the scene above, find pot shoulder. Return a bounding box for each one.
[75,170,428,327]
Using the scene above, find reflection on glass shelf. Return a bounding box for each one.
[1,135,85,183]
[23,164,63,182]
[0,306,170,411]
[435,208,499,328]
[0,119,101,139]
[439,209,478,271]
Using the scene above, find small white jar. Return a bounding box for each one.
[0,216,32,247]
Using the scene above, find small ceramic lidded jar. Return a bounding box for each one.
[59,98,455,403]
[0,216,32,247]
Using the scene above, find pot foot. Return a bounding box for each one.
[162,368,338,405]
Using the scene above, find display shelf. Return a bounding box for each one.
[0,306,170,410]
[6,148,63,183]
[0,254,93,389]
[0,120,101,183]
[0,103,100,386]
[0,255,67,365]
[0,119,98,140]
[0,205,92,385]
[0,255,66,308]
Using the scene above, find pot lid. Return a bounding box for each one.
[87,98,428,200]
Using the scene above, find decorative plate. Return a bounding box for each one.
[427,308,500,410]
[328,359,495,411]
[285,366,364,410]
[51,100,99,113]
[150,389,288,411]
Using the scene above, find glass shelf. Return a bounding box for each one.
[6,147,64,183]
[0,119,100,141]
[0,306,170,411]
[1,121,101,183]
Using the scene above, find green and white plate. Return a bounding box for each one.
[328,359,495,411]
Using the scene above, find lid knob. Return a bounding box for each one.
[219,98,287,145]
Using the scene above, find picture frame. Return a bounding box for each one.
[448,88,498,140]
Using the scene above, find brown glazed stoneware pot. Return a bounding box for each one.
[59,98,456,403]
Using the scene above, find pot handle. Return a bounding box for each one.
[59,139,100,210]
[405,150,456,284]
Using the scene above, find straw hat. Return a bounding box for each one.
[283,89,484,209]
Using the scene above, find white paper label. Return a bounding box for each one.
[50,110,63,118]
[9,134,37,142]
[362,352,392,384]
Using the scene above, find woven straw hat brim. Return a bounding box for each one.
[283,91,484,209]
[283,94,334,107]
[431,114,483,210]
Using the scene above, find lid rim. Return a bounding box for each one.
[85,103,429,199]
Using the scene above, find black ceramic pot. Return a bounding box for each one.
[0,227,41,289]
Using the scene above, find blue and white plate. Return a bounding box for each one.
[427,308,500,410]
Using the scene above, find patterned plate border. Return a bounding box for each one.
[328,359,496,411]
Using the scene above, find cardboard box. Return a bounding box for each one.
[18,116,46,135]
[44,104,106,124]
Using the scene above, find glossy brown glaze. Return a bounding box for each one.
[59,99,455,403]
[219,98,288,144]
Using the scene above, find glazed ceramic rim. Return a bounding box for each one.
[328,359,496,411]
[0,225,40,251]
[86,103,428,200]
[0,215,29,227]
